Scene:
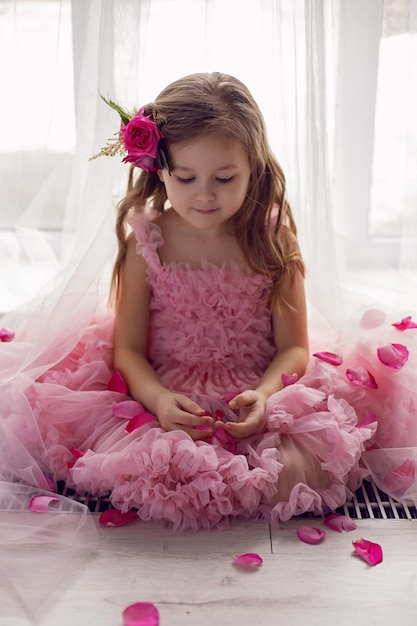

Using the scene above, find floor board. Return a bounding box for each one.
[1,516,416,626]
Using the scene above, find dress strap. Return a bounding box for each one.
[127,211,164,270]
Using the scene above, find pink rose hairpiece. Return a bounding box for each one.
[90,95,170,173]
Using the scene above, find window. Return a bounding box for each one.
[0,0,74,228]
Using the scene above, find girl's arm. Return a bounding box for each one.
[217,267,309,439]
[256,266,309,398]
[113,234,213,439]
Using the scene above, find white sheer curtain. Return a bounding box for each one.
[1,0,416,348]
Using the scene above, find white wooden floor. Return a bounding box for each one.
[1,515,417,626]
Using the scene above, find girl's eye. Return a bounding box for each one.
[216,177,234,184]
[175,176,235,184]
[176,177,195,184]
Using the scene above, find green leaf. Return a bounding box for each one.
[100,94,131,126]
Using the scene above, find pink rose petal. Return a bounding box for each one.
[383,458,417,497]
[296,526,326,544]
[69,447,84,460]
[194,424,214,431]
[346,367,378,389]
[324,513,357,532]
[212,427,237,454]
[67,447,85,468]
[360,309,386,329]
[99,509,138,527]
[352,538,383,565]
[126,413,155,433]
[111,401,155,432]
[0,327,15,342]
[108,369,129,394]
[313,351,343,366]
[377,343,409,370]
[392,315,417,331]
[233,553,263,567]
[28,494,60,513]
[281,372,299,386]
[122,602,159,626]
[356,414,378,429]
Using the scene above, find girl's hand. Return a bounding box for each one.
[155,392,213,441]
[215,390,267,440]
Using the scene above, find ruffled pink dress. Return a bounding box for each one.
[1,214,416,531]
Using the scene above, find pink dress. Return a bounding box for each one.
[1,214,416,531]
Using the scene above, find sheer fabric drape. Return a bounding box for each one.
[1,0,416,331]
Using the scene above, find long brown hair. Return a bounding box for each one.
[110,72,305,303]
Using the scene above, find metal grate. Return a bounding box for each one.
[56,480,417,521]
[298,479,417,521]
[338,480,417,520]
[57,482,114,514]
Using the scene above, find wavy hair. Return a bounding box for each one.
[110,72,305,305]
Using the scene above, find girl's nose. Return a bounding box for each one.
[195,181,215,202]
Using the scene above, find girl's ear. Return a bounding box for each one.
[157,169,165,183]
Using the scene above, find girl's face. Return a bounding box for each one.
[158,134,251,233]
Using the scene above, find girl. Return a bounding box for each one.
[1,73,415,531]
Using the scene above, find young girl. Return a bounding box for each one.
[1,72,416,531]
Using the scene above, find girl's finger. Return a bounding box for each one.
[228,393,246,409]
[221,421,251,439]
[177,411,213,429]
[229,391,257,410]
[175,422,213,441]
[177,396,206,415]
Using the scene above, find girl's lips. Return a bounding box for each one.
[193,208,218,214]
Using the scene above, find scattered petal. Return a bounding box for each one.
[67,447,85,468]
[113,400,146,419]
[352,538,383,565]
[122,602,160,626]
[194,424,213,431]
[233,553,263,568]
[126,413,155,433]
[281,372,299,386]
[356,414,378,429]
[360,309,386,329]
[383,458,417,497]
[70,447,84,459]
[212,427,237,454]
[0,327,15,342]
[296,526,326,544]
[112,401,154,432]
[108,369,129,394]
[99,509,138,527]
[324,513,357,532]
[392,316,417,331]
[313,351,343,366]
[29,495,60,513]
[377,343,409,370]
[346,367,378,389]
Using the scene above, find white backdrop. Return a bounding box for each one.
[0,0,416,340]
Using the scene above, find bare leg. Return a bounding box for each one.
[271,434,330,504]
